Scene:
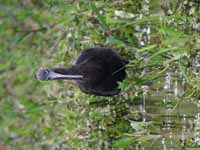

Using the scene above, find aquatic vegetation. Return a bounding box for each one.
[0,0,200,149]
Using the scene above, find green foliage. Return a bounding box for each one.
[0,0,200,149]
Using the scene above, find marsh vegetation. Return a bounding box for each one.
[0,0,200,149]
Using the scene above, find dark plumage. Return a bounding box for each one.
[36,48,128,96]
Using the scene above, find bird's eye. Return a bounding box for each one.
[36,69,50,80]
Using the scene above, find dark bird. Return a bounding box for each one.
[36,48,128,96]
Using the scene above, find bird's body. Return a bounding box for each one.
[36,48,128,96]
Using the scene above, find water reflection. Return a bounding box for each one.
[134,142,144,150]
[131,71,200,149]
[193,52,200,77]
[92,71,200,149]
[193,100,200,146]
[141,85,149,122]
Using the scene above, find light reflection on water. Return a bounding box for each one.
[94,80,200,149]
[133,71,200,149]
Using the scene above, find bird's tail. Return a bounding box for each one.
[36,67,83,81]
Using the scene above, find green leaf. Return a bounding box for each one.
[106,36,126,47]
[113,138,135,147]
[137,44,157,53]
